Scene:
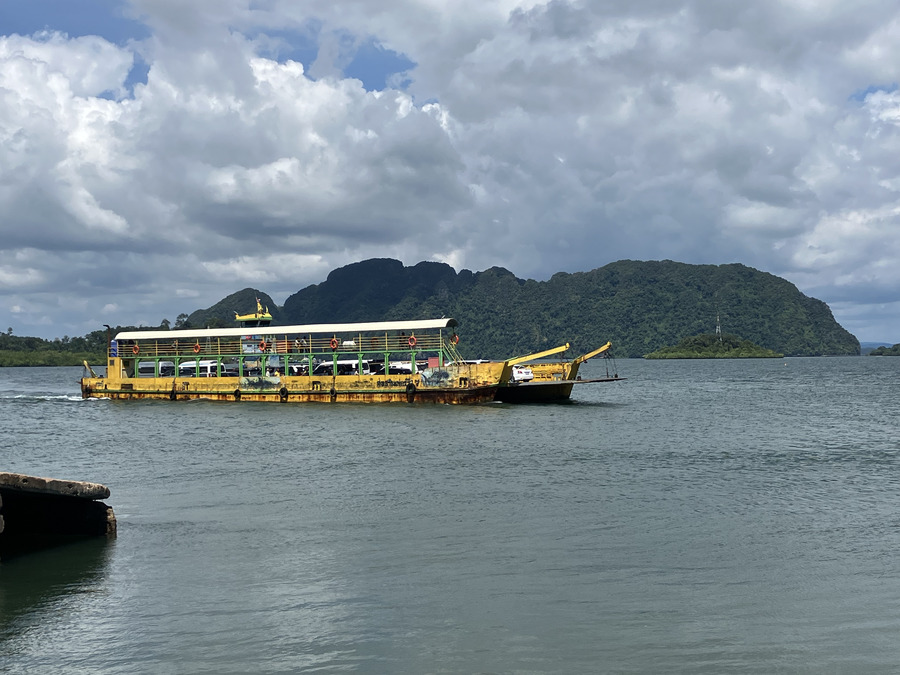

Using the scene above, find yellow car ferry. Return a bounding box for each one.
[80,306,622,404]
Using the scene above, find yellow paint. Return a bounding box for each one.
[506,343,571,366]
[234,297,272,323]
[82,356,508,404]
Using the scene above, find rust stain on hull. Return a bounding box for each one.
[82,379,498,405]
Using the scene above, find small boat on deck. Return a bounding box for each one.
[234,298,273,327]
[80,306,622,404]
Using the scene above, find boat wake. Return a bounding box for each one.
[1,393,97,402]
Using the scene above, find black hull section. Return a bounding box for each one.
[495,381,576,403]
[495,376,626,403]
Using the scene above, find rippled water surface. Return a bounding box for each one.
[2,358,900,673]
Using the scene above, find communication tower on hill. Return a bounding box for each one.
[715,295,723,343]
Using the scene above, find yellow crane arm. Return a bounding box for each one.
[572,341,611,366]
[82,360,98,378]
[506,343,570,367]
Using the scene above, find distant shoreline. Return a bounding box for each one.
[0,351,104,367]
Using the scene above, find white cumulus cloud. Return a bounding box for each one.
[1,0,900,341]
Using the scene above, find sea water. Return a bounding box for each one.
[1,357,900,674]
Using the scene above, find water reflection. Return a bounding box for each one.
[0,538,113,642]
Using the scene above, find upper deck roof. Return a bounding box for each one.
[115,318,459,341]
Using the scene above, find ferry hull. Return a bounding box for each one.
[81,377,498,405]
[494,376,624,403]
[495,380,576,403]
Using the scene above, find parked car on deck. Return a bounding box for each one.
[511,365,534,382]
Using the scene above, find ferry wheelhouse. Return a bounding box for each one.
[80,307,623,404]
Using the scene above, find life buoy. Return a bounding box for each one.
[193,343,201,354]
[451,334,460,345]
[408,335,417,348]
[330,337,339,350]
[259,340,268,352]
[132,344,140,355]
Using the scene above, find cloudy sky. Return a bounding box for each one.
[2,0,899,342]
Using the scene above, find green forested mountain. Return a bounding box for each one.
[274,259,858,358]
[2,259,861,363]
[179,258,858,359]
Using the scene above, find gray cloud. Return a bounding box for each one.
[2,0,900,341]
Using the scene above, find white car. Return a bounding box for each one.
[511,365,534,382]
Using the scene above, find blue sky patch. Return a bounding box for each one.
[251,25,322,71]
[345,37,415,91]
[123,54,150,95]
[850,83,898,102]
[1,3,415,94]
[0,0,149,44]
[252,24,415,91]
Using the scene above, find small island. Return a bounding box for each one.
[644,333,784,359]
[868,344,900,356]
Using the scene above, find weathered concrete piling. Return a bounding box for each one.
[0,472,116,560]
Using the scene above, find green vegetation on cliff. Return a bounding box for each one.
[269,259,858,358]
[644,334,783,359]
[868,344,900,356]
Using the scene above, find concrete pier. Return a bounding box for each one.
[0,472,116,560]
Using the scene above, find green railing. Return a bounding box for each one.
[114,331,457,378]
